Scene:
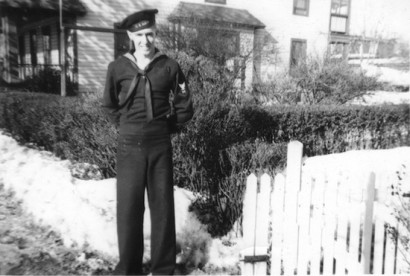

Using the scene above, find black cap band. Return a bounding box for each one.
[119,9,158,31]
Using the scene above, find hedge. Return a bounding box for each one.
[0,92,117,178]
[1,91,409,236]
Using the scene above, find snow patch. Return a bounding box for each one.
[0,130,237,269]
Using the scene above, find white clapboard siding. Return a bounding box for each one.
[75,0,177,92]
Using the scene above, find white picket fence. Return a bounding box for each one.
[241,141,410,275]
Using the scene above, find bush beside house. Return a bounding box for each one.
[1,90,409,236]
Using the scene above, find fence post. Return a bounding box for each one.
[241,173,271,275]
[254,174,271,275]
[362,172,376,273]
[271,173,286,275]
[309,174,326,275]
[283,141,303,274]
[241,174,258,275]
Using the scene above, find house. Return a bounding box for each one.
[1,0,408,93]
[0,0,266,92]
[239,0,409,79]
[0,0,86,83]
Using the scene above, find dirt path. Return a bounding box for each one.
[0,182,115,275]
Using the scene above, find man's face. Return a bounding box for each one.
[127,26,156,56]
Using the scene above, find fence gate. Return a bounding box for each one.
[241,141,410,275]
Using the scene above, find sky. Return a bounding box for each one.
[349,0,410,42]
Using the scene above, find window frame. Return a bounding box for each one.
[293,0,310,16]
[330,0,350,34]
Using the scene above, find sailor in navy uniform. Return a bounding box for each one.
[102,9,193,275]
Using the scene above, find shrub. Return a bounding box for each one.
[172,103,410,235]
[293,57,380,104]
[22,67,77,96]
[254,55,381,105]
[388,164,410,271]
[253,73,300,105]
[0,92,117,178]
[1,93,409,237]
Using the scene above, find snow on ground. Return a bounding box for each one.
[349,90,410,105]
[363,64,409,87]
[1,127,410,273]
[0,130,242,271]
[350,57,410,87]
[303,147,410,186]
[348,57,410,105]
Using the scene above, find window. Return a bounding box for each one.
[18,35,25,64]
[197,28,239,64]
[329,42,348,59]
[349,40,361,55]
[42,26,51,64]
[293,0,309,16]
[29,30,37,66]
[330,0,349,34]
[362,41,371,54]
[290,39,307,69]
[205,0,226,4]
[331,0,349,15]
[196,27,243,86]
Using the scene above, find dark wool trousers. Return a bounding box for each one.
[115,134,176,275]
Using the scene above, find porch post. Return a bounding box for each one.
[2,15,19,83]
[59,0,66,96]
[253,28,264,85]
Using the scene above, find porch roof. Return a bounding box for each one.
[0,0,87,16]
[168,2,265,29]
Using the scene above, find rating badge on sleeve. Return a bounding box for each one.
[179,82,186,94]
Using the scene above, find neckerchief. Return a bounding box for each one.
[123,49,165,122]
